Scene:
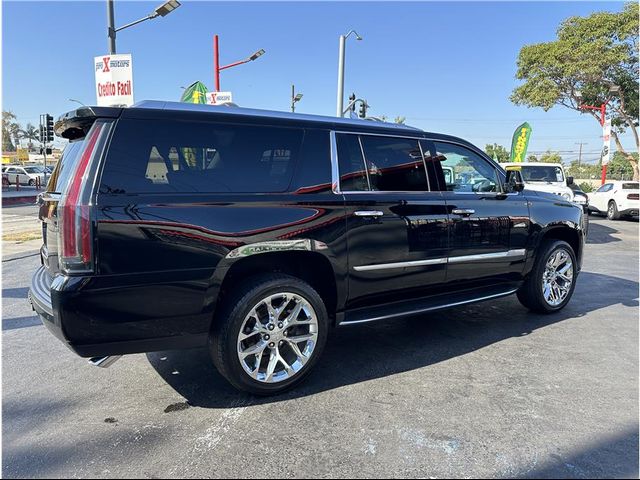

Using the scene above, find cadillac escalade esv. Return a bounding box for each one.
[30,101,585,395]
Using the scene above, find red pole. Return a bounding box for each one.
[214,34,220,92]
[601,103,607,185]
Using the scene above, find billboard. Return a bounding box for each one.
[95,54,134,107]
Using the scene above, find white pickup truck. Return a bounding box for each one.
[501,162,575,201]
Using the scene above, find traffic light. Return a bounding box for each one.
[349,93,356,112]
[39,124,45,143]
[358,100,368,119]
[46,115,54,142]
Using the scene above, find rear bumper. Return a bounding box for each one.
[29,265,208,357]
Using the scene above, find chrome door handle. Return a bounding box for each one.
[354,210,384,217]
[452,208,475,216]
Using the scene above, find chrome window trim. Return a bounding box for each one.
[357,135,373,190]
[353,249,526,272]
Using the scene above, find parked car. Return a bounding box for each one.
[587,181,639,220]
[501,161,576,200]
[3,165,45,186]
[29,101,585,395]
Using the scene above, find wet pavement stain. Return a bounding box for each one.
[104,417,118,424]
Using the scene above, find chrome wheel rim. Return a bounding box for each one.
[237,292,318,384]
[542,248,574,307]
[608,204,615,217]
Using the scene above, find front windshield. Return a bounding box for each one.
[23,166,44,174]
[519,165,564,183]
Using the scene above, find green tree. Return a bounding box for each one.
[539,150,563,164]
[607,150,637,178]
[2,111,20,152]
[394,116,406,125]
[484,143,510,162]
[511,3,639,180]
[527,154,539,162]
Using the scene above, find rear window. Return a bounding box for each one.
[46,141,84,193]
[622,183,639,190]
[100,119,304,194]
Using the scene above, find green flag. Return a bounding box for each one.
[180,81,209,104]
[510,122,532,162]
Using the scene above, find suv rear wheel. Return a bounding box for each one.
[607,200,620,220]
[517,239,577,314]
[210,273,328,395]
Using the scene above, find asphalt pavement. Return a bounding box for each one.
[2,217,638,478]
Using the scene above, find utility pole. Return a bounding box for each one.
[575,142,587,168]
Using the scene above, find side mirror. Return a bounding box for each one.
[505,169,525,193]
[567,176,574,186]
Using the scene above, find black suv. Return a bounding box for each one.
[30,101,585,395]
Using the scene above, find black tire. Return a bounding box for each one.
[210,273,329,395]
[607,200,620,220]
[517,239,577,314]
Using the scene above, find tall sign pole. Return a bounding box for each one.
[107,0,116,54]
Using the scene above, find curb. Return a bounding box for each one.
[2,195,38,207]
[2,249,40,262]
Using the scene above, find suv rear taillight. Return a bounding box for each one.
[58,121,110,274]
[627,193,639,200]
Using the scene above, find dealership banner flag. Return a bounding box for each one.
[601,118,612,166]
[510,122,532,162]
[180,81,209,104]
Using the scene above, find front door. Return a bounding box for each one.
[335,132,449,309]
[425,140,530,287]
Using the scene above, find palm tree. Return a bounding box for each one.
[19,123,39,151]
[394,116,406,125]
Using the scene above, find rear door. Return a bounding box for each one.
[426,140,530,286]
[338,132,449,309]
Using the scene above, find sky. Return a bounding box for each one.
[2,0,635,164]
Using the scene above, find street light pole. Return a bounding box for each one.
[213,35,265,92]
[291,85,303,112]
[336,30,362,117]
[577,85,619,185]
[106,0,181,55]
[107,0,116,54]
[214,35,220,91]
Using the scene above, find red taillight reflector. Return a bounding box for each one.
[59,123,104,272]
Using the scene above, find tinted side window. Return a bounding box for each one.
[336,133,368,191]
[101,118,304,193]
[596,184,613,193]
[433,142,498,193]
[360,136,427,191]
[289,129,332,194]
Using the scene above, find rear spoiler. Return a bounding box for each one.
[54,106,122,141]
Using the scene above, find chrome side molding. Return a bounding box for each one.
[354,258,447,272]
[354,249,526,272]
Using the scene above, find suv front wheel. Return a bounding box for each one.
[517,239,577,314]
[210,273,328,395]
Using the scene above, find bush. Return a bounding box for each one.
[579,182,594,193]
